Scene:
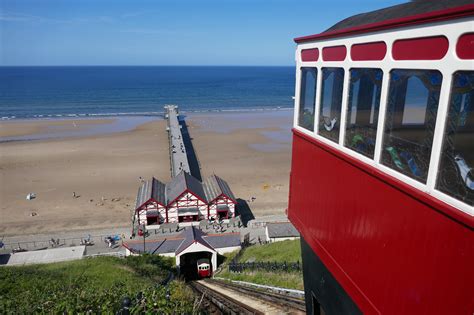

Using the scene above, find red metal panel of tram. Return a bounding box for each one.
[288,131,474,314]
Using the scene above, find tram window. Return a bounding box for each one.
[345,68,383,158]
[381,69,442,183]
[437,71,474,206]
[319,68,345,143]
[298,67,317,131]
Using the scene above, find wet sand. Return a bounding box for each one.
[0,111,293,236]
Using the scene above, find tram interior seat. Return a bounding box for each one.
[438,127,474,204]
[382,131,431,180]
[345,125,377,156]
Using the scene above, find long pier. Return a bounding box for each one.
[165,105,190,177]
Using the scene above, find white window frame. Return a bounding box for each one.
[293,17,474,217]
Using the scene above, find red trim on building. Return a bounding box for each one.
[175,240,215,255]
[301,48,319,62]
[392,36,449,60]
[136,198,166,212]
[208,193,237,205]
[167,189,208,206]
[294,4,474,43]
[322,45,347,61]
[351,41,387,61]
[292,129,474,228]
[456,32,474,59]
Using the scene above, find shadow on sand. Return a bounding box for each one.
[178,116,202,181]
[236,198,256,226]
[177,115,255,227]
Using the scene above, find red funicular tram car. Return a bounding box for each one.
[288,1,474,314]
[197,258,212,278]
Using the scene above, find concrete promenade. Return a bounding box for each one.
[0,214,289,262]
[0,227,129,257]
[165,105,190,177]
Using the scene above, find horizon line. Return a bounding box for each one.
[0,64,295,67]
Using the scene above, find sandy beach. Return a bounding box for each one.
[0,111,292,236]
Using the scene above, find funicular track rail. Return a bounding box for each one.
[189,281,263,315]
[206,279,306,313]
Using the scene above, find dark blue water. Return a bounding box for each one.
[0,66,294,119]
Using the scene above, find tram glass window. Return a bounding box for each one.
[437,71,474,206]
[381,69,442,183]
[298,67,317,131]
[319,68,345,143]
[345,68,383,158]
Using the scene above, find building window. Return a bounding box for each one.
[437,71,474,206]
[345,68,383,158]
[381,69,442,183]
[298,67,317,131]
[319,68,345,143]
[147,216,159,225]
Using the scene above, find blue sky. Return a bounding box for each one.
[1,0,406,66]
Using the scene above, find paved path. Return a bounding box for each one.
[0,214,291,258]
[165,105,190,177]
[1,226,130,256]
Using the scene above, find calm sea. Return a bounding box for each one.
[0,66,295,120]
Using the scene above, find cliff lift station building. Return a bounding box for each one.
[135,172,236,227]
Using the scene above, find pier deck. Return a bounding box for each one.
[165,105,190,177]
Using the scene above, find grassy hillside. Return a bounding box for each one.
[238,239,302,263]
[217,239,304,290]
[0,255,194,314]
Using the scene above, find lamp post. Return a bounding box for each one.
[140,224,146,253]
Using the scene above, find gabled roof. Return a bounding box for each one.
[326,0,473,33]
[135,177,167,210]
[203,175,236,203]
[295,0,474,43]
[175,226,215,254]
[122,237,184,254]
[122,227,241,255]
[266,222,300,238]
[166,171,207,204]
[204,233,241,249]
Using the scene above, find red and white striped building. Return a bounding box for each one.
[166,172,209,223]
[135,178,167,226]
[134,172,236,227]
[203,174,237,220]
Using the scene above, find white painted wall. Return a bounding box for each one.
[176,242,217,272]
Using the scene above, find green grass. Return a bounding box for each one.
[238,239,302,263]
[216,239,304,290]
[217,270,304,290]
[0,255,194,314]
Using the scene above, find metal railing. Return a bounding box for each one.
[1,233,125,251]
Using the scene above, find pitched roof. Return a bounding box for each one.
[166,171,207,204]
[204,233,241,249]
[325,0,473,33]
[203,174,236,203]
[135,177,167,210]
[266,222,300,238]
[175,226,215,254]
[123,227,241,255]
[295,0,474,43]
[123,237,184,254]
